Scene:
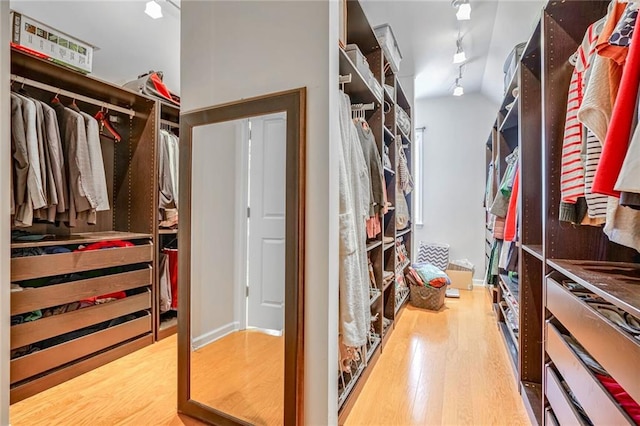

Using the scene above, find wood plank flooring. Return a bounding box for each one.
[344,287,530,426]
[10,287,529,426]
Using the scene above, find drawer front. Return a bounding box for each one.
[11,268,151,315]
[546,322,632,425]
[11,315,151,384]
[11,291,151,349]
[546,276,640,403]
[545,408,558,426]
[12,244,153,281]
[545,365,587,426]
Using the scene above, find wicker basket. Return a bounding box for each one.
[409,284,446,311]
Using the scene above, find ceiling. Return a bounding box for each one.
[10,0,181,93]
[9,0,544,104]
[362,0,545,103]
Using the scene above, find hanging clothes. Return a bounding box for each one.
[338,91,371,348]
[159,130,179,227]
[163,248,179,310]
[396,140,411,230]
[593,10,640,197]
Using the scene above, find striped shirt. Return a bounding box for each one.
[584,128,608,218]
[560,22,599,204]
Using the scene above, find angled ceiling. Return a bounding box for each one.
[9,0,181,93]
[362,0,545,103]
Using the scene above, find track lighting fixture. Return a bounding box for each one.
[453,38,466,64]
[145,0,163,19]
[452,0,471,21]
[453,66,464,97]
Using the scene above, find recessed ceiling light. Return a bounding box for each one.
[145,0,163,19]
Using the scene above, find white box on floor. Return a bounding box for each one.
[446,270,473,291]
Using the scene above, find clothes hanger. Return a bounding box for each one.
[95,106,122,142]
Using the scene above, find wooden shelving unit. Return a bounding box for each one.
[9,49,157,403]
[337,1,414,422]
[484,1,640,424]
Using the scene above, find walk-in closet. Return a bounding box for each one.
[2,0,640,425]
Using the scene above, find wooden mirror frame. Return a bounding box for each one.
[177,88,306,425]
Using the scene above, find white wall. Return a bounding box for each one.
[190,121,242,349]
[0,1,9,424]
[414,93,497,279]
[181,1,339,424]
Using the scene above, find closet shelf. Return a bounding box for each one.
[339,48,382,105]
[398,128,411,144]
[498,321,519,374]
[384,86,394,103]
[397,228,411,238]
[158,229,178,235]
[11,231,153,249]
[383,241,395,251]
[500,64,520,112]
[499,302,519,345]
[369,289,382,306]
[521,382,543,426]
[396,80,411,112]
[366,240,382,251]
[499,274,520,302]
[546,259,640,319]
[384,126,394,140]
[499,96,519,132]
[383,279,395,291]
[522,244,543,261]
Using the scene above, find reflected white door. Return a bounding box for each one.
[247,113,286,331]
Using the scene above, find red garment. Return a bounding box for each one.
[75,240,134,304]
[75,240,135,251]
[366,216,381,239]
[503,168,520,242]
[595,373,640,424]
[164,248,179,310]
[593,13,640,197]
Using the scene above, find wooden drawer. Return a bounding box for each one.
[10,334,153,404]
[11,314,151,384]
[545,408,558,426]
[545,276,640,404]
[545,365,587,426]
[11,268,151,315]
[11,244,153,281]
[546,321,633,425]
[11,291,151,349]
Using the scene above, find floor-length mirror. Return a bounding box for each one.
[178,89,306,426]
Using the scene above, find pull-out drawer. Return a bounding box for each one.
[12,243,153,281]
[11,268,151,315]
[545,407,558,426]
[11,291,151,349]
[545,365,587,426]
[11,314,151,384]
[545,276,640,404]
[546,321,633,425]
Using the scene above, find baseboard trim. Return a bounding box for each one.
[192,322,239,350]
[473,278,486,287]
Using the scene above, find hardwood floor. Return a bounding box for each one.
[344,287,531,426]
[191,330,283,425]
[10,333,204,426]
[10,288,528,426]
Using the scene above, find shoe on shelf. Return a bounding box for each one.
[383,236,394,244]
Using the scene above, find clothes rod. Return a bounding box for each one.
[160,119,180,128]
[351,102,375,111]
[11,74,136,118]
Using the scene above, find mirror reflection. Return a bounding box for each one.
[189,113,287,425]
